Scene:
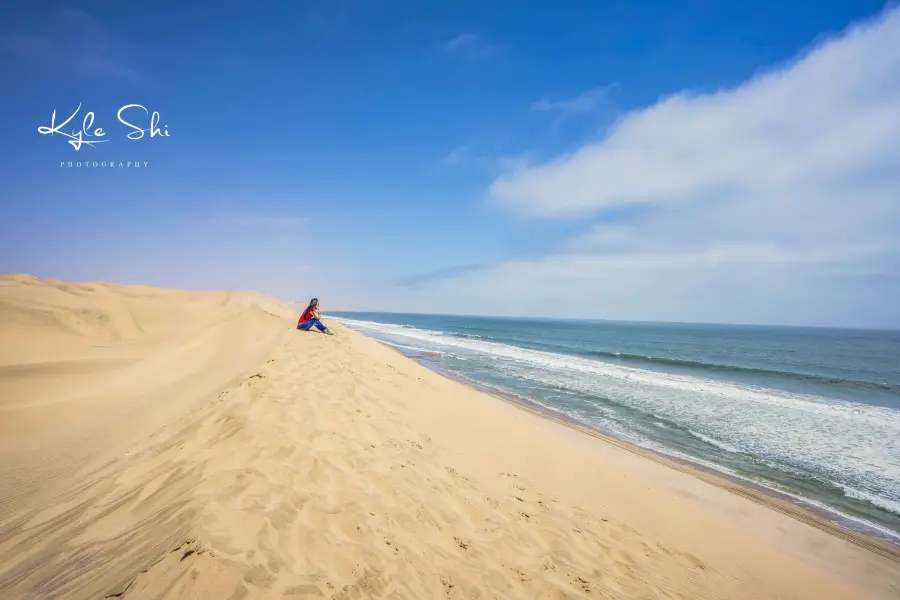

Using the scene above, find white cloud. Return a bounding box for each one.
[443,33,494,59]
[208,216,307,228]
[531,86,613,116]
[436,145,534,175]
[437,145,472,168]
[492,10,900,219]
[394,8,900,327]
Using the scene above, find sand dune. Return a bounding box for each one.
[0,275,293,512]
[1,276,898,600]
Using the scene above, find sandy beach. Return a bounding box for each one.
[1,275,899,600]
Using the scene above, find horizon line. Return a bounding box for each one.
[324,309,900,333]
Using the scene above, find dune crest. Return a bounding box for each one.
[0,276,294,511]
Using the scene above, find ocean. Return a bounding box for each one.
[329,312,900,542]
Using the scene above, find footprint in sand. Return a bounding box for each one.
[454,536,470,550]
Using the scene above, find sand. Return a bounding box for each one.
[1,275,898,600]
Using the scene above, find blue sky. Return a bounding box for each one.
[1,1,898,328]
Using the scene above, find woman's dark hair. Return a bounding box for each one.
[305,297,319,312]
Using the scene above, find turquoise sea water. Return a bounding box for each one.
[330,312,900,542]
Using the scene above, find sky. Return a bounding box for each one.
[1,1,898,328]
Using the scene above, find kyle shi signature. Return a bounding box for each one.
[37,104,170,151]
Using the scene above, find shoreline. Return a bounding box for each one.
[382,342,900,562]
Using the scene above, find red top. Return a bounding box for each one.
[300,306,318,322]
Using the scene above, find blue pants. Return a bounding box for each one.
[297,318,329,333]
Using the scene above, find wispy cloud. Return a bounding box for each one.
[531,86,614,116]
[3,9,145,85]
[436,145,533,175]
[401,264,487,288]
[437,145,473,168]
[443,33,494,59]
[208,216,308,228]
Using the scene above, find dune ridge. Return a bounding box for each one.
[0,275,294,513]
[1,276,898,600]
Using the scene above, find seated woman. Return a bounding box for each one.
[297,297,333,335]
